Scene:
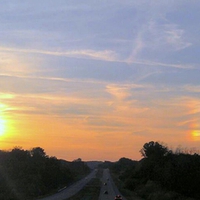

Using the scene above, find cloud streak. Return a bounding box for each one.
[0,46,118,62]
[0,46,194,70]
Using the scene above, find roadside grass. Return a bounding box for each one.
[110,172,144,200]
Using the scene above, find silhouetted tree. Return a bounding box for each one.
[0,147,90,200]
[73,158,82,162]
[30,147,47,158]
[140,141,169,159]
[118,141,200,199]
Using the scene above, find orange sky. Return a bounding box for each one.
[0,90,199,161]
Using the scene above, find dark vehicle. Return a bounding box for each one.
[104,190,108,194]
[104,182,107,185]
[115,194,122,200]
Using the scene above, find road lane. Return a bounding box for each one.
[98,169,127,200]
[38,170,96,200]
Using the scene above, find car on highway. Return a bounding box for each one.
[115,194,122,200]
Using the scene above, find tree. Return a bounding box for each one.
[30,147,47,158]
[73,158,82,162]
[140,141,169,159]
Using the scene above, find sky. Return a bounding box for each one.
[0,0,200,161]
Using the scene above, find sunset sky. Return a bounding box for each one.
[0,1,200,161]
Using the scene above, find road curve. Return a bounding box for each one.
[98,169,127,200]
[38,170,96,200]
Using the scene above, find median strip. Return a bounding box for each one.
[65,178,101,200]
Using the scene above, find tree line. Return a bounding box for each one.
[110,141,200,200]
[0,147,90,200]
[1,142,200,200]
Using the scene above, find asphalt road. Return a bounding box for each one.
[98,169,127,200]
[38,170,96,200]
[38,168,127,200]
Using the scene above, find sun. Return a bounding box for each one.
[191,130,200,141]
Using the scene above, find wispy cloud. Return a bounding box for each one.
[0,51,37,75]
[182,85,200,93]
[126,32,145,62]
[164,24,192,51]
[178,119,199,127]
[132,129,151,136]
[106,84,131,100]
[128,19,194,70]
[0,72,116,90]
[0,46,195,71]
[126,14,192,68]
[126,58,195,69]
[0,46,118,62]
[146,20,192,51]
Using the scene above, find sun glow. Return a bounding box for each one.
[192,130,200,141]
[0,117,6,136]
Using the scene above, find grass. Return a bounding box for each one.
[110,171,144,200]
[65,178,101,200]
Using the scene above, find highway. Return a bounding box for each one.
[98,169,127,200]
[38,169,96,200]
[38,168,127,200]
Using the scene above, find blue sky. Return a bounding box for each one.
[0,1,200,161]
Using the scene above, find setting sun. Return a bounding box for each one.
[191,130,200,141]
